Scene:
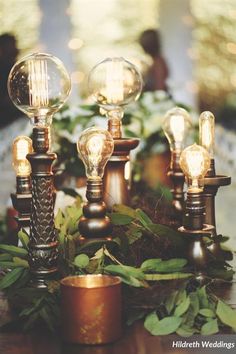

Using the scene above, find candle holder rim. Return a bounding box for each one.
[60,274,121,289]
[203,175,231,186]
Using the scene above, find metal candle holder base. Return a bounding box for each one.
[103,138,139,210]
[168,151,185,214]
[203,159,231,257]
[11,176,31,228]
[179,192,214,272]
[79,179,112,240]
[27,127,58,288]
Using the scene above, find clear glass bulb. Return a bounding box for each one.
[199,111,215,158]
[179,143,210,192]
[88,57,142,115]
[12,136,32,176]
[77,127,114,180]
[162,107,192,151]
[8,52,71,127]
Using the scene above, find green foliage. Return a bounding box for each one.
[0,200,235,336]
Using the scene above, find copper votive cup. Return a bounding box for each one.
[61,274,122,345]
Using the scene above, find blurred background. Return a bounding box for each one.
[0,0,235,247]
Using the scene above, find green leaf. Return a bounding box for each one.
[104,265,144,287]
[144,273,192,281]
[0,244,28,258]
[40,307,55,332]
[0,268,25,289]
[216,300,236,330]
[0,261,19,269]
[18,230,29,249]
[199,308,215,318]
[145,315,182,335]
[144,311,159,333]
[141,258,162,271]
[183,292,199,327]
[13,257,29,268]
[197,286,209,308]
[145,223,186,249]
[136,209,152,226]
[174,296,190,317]
[176,325,196,337]
[74,254,90,268]
[165,291,178,314]
[112,204,137,218]
[141,258,187,273]
[201,319,219,335]
[0,253,12,261]
[54,209,64,229]
[110,213,133,225]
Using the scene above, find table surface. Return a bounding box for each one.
[0,279,235,354]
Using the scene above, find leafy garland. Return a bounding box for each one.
[0,197,235,336]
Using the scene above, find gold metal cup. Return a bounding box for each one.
[61,274,122,344]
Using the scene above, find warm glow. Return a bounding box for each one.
[68,38,84,50]
[179,143,210,192]
[12,136,32,177]
[162,107,191,151]
[28,59,49,108]
[105,59,124,104]
[77,127,114,180]
[199,111,215,157]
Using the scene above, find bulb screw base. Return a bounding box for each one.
[108,117,122,139]
[79,179,112,240]
[203,158,231,257]
[168,151,185,213]
[103,138,139,210]
[27,127,58,288]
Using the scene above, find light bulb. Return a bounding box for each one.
[162,107,192,151]
[77,127,114,180]
[8,52,71,127]
[179,143,210,192]
[199,111,215,158]
[12,136,33,177]
[88,57,142,116]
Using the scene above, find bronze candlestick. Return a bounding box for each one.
[203,159,231,256]
[77,127,114,241]
[79,179,112,240]
[11,176,32,229]
[178,143,213,272]
[27,127,58,288]
[11,136,33,230]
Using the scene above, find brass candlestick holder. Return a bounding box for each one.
[178,144,213,272]
[8,52,71,287]
[199,111,231,256]
[162,107,192,215]
[11,136,33,229]
[77,127,114,241]
[88,57,142,210]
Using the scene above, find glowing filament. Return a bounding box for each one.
[28,59,49,108]
[106,59,124,104]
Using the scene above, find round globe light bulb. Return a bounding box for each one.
[179,143,210,192]
[12,136,33,177]
[199,111,215,158]
[162,107,192,152]
[88,57,142,114]
[8,52,71,127]
[77,127,114,180]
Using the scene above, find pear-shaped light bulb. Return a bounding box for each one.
[12,136,33,177]
[179,143,210,192]
[8,52,71,127]
[199,111,215,158]
[77,127,114,180]
[88,57,142,114]
[162,107,192,152]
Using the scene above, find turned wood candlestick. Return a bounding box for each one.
[27,127,58,288]
[168,150,185,214]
